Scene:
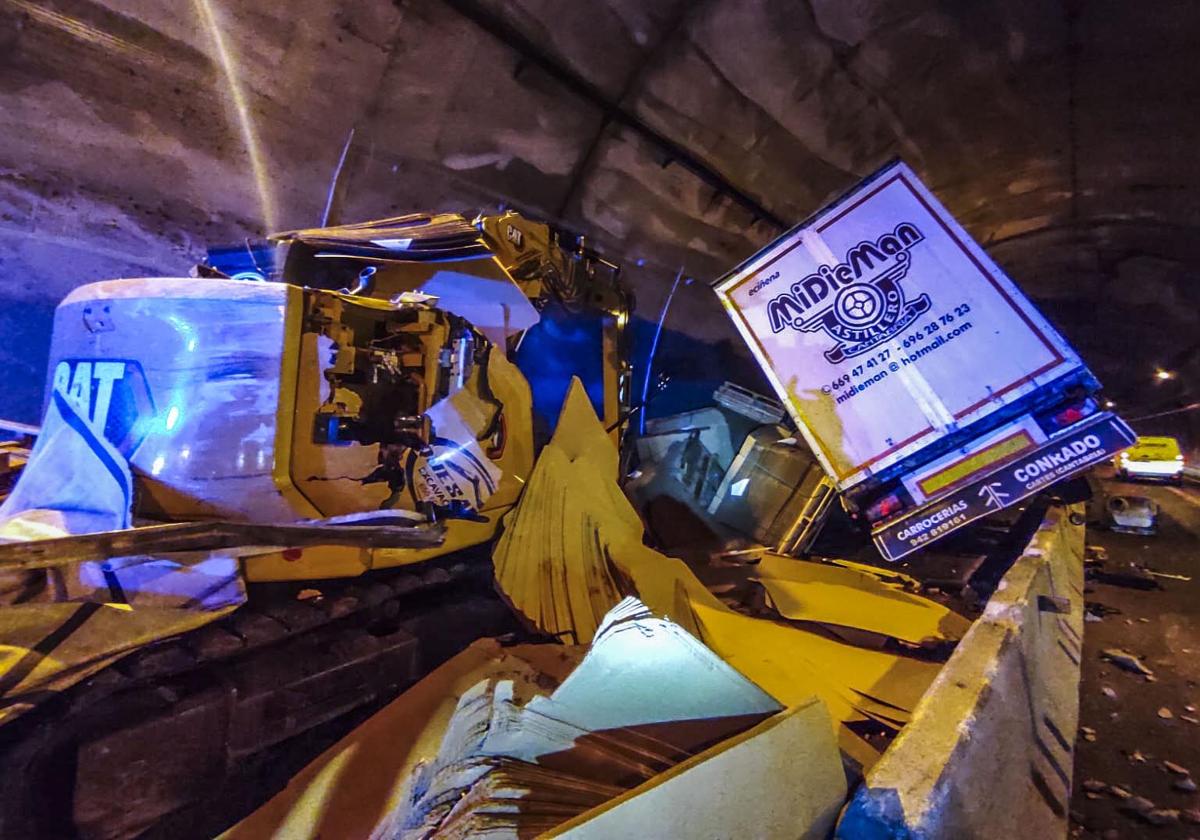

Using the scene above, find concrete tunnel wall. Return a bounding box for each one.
[1,0,1199,439]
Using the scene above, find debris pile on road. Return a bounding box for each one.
[493,380,942,762]
[373,597,845,838]
[750,551,970,647]
[1069,483,1200,838]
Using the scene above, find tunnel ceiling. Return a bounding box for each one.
[1,0,1199,423]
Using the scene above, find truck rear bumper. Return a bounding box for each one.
[873,413,1134,561]
[1118,461,1184,481]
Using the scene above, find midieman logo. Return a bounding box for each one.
[766,223,931,364]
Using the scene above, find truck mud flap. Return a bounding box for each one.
[873,413,1133,562]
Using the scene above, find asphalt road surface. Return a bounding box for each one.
[1070,471,1200,838]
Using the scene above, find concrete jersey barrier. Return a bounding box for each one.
[837,505,1084,839]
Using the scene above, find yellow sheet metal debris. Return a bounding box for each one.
[549,697,845,840]
[222,639,578,840]
[491,379,631,645]
[491,380,941,731]
[753,553,970,645]
[230,598,843,839]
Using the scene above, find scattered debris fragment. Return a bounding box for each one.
[1101,686,1118,700]
[372,598,846,839]
[1106,495,1159,535]
[1145,808,1181,826]
[751,553,970,646]
[1110,785,1133,800]
[491,382,940,735]
[1086,601,1121,620]
[1091,561,1161,589]
[1145,570,1192,582]
[712,381,786,425]
[1164,760,1191,776]
[1082,779,1108,793]
[1081,726,1097,742]
[1174,777,1197,793]
[1101,648,1155,677]
[1129,750,1148,764]
[1120,795,1156,816]
[1159,707,1174,720]
[708,547,766,566]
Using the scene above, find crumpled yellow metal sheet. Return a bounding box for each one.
[753,553,970,645]
[221,639,582,840]
[491,382,941,732]
[548,696,846,840]
[607,539,935,727]
[491,379,629,645]
[822,557,922,590]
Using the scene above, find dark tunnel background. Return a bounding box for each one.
[1,0,1199,450]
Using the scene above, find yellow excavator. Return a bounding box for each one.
[0,210,633,839]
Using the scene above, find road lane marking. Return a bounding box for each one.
[1167,486,1200,510]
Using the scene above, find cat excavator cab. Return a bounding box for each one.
[0,210,634,838]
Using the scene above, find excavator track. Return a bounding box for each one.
[0,550,522,840]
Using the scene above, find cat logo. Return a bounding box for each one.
[505,223,524,250]
[51,359,155,456]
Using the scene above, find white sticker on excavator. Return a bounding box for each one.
[408,395,501,511]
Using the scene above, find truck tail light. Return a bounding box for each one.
[865,492,906,523]
[1040,398,1097,433]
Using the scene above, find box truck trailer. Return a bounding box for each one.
[713,160,1134,561]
